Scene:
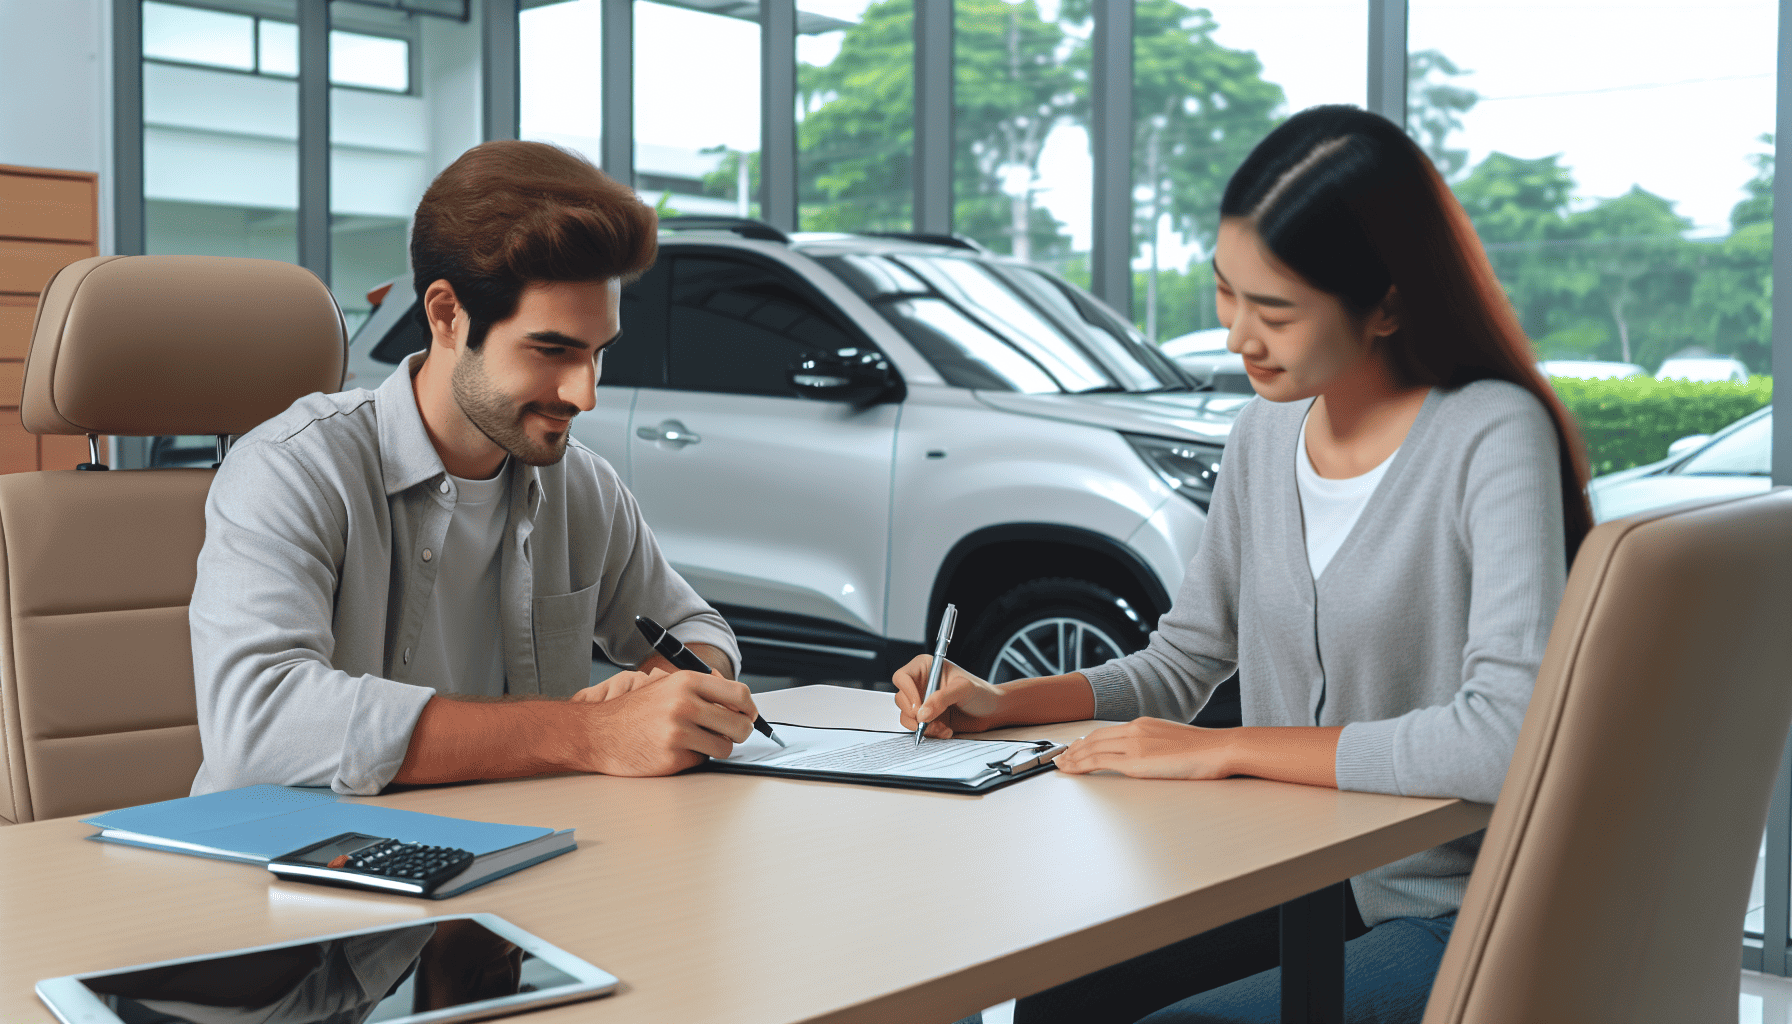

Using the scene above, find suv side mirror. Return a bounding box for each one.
[790,349,901,406]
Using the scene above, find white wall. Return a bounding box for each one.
[0,0,113,253]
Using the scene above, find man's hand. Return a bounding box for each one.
[571,667,670,703]
[569,671,759,776]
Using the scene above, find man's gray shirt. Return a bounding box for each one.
[1082,380,1567,927]
[189,355,738,796]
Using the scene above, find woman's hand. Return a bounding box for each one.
[891,655,1007,738]
[571,667,671,703]
[1052,718,1237,780]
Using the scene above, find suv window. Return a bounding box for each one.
[821,252,1191,394]
[1676,411,1771,476]
[610,259,669,387]
[371,304,428,364]
[670,254,864,397]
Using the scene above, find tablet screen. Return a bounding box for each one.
[75,918,582,1024]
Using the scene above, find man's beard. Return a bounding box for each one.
[450,346,580,467]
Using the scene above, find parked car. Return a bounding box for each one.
[1160,328,1252,393]
[1588,405,1773,522]
[347,220,1251,704]
[1538,359,1646,380]
[1655,354,1751,384]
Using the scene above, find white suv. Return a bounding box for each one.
[347,221,1248,713]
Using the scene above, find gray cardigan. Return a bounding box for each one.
[1082,379,1566,927]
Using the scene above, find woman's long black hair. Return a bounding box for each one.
[1221,105,1593,563]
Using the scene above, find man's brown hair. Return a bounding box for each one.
[410,140,657,350]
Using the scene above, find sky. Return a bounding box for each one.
[524,0,1779,272]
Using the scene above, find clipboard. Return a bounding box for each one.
[707,723,1068,794]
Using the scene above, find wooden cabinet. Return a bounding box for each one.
[0,164,103,472]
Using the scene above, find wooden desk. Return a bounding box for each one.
[0,685,1489,1024]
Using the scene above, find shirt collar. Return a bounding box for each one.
[375,351,544,507]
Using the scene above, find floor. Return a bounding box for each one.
[596,662,1792,1024]
[966,974,1792,1024]
[1744,970,1792,1023]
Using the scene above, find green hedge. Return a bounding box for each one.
[1548,376,1773,476]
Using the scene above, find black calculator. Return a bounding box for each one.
[268,831,476,897]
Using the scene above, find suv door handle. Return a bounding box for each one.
[636,420,702,448]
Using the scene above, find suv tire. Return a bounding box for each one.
[960,578,1150,684]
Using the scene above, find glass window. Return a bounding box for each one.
[520,0,603,162]
[635,3,760,217]
[953,0,1089,280]
[1131,0,1363,344]
[143,0,299,266]
[331,31,411,93]
[143,1,256,71]
[797,0,914,231]
[669,256,863,396]
[330,8,479,332]
[1410,0,1777,946]
[258,19,298,77]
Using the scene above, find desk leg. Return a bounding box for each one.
[1279,881,1346,1024]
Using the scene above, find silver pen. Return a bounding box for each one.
[914,604,958,747]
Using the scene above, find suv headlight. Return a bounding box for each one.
[1123,433,1223,510]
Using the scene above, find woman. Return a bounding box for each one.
[900,105,1593,1024]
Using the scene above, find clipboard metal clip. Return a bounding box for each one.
[988,741,1069,775]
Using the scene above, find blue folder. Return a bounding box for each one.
[82,785,575,897]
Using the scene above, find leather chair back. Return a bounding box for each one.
[1424,489,1792,1022]
[0,255,343,823]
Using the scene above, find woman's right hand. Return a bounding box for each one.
[891,655,1007,738]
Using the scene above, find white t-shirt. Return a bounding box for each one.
[1295,409,1399,579]
[411,462,510,695]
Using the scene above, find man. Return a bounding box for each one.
[189,140,757,796]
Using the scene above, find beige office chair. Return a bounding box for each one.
[0,255,344,824]
[1423,488,1792,1022]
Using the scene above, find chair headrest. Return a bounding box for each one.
[21,255,347,437]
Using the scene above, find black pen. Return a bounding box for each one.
[634,615,787,748]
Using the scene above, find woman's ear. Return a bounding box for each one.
[1368,285,1401,339]
[422,280,465,353]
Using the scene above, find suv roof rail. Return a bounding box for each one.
[659,216,790,243]
[862,231,989,253]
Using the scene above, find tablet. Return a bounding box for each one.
[35,913,618,1024]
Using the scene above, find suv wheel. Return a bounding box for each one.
[960,578,1149,684]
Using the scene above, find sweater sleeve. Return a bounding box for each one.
[1334,391,1567,804]
[1079,404,1253,723]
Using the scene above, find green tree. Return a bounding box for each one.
[1125,0,1282,339]
[1687,134,1772,371]
[1554,187,1694,367]
[1406,49,1478,179]
[700,146,760,216]
[951,0,1079,262]
[796,0,917,231]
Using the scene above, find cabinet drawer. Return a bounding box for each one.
[0,173,96,243]
[0,297,35,360]
[0,239,94,295]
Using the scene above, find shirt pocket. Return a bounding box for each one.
[532,581,602,696]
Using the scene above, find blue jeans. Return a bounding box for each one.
[1135,913,1456,1024]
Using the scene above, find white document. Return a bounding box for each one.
[723,726,1056,783]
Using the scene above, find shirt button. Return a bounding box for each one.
[403,647,411,664]
[422,548,433,562]
[439,481,449,494]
